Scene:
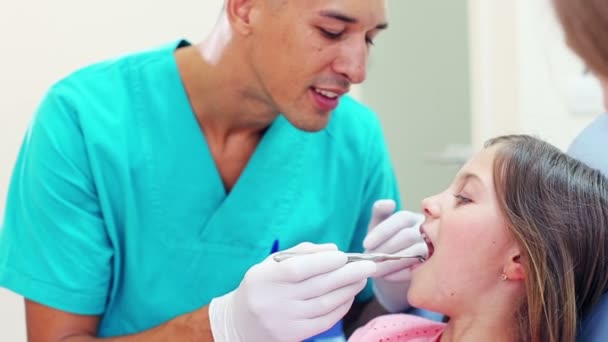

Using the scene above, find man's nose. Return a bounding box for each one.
[332,39,368,84]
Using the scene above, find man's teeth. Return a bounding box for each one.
[314,88,339,98]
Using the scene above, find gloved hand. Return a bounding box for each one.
[209,242,377,342]
[363,199,427,313]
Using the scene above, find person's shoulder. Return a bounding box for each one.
[32,41,185,143]
[50,40,183,96]
[327,94,384,140]
[567,114,608,175]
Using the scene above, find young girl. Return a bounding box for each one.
[350,135,608,342]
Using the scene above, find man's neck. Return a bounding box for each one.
[175,36,278,142]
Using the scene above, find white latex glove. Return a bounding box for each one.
[363,199,427,313]
[209,242,377,342]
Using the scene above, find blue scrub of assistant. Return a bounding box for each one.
[291,239,344,342]
[270,239,280,254]
[304,321,346,342]
[269,239,345,341]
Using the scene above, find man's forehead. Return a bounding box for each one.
[284,0,388,25]
[264,0,288,8]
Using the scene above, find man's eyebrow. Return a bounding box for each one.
[318,10,388,30]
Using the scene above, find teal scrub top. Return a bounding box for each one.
[0,40,401,337]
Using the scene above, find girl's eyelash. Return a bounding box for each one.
[453,194,473,205]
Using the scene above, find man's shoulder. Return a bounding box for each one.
[51,40,183,96]
[32,41,187,150]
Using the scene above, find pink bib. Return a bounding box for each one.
[349,314,446,342]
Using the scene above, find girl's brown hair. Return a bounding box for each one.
[486,135,608,342]
[553,0,608,77]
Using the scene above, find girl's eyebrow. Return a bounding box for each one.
[458,171,486,190]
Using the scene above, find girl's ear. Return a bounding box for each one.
[504,253,525,281]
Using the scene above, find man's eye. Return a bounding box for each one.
[366,36,375,46]
[319,28,343,40]
[453,194,473,205]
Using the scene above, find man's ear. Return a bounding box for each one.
[225,0,255,35]
[504,253,526,281]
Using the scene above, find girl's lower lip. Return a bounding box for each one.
[411,262,422,271]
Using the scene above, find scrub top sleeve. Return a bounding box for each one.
[0,85,113,315]
[351,117,402,303]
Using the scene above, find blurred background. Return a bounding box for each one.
[0,0,604,339]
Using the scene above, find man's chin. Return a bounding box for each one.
[285,113,332,132]
[296,123,329,132]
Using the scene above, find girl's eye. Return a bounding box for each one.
[453,194,473,206]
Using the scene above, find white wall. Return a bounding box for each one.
[0,1,224,340]
[361,0,471,210]
[468,0,603,150]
